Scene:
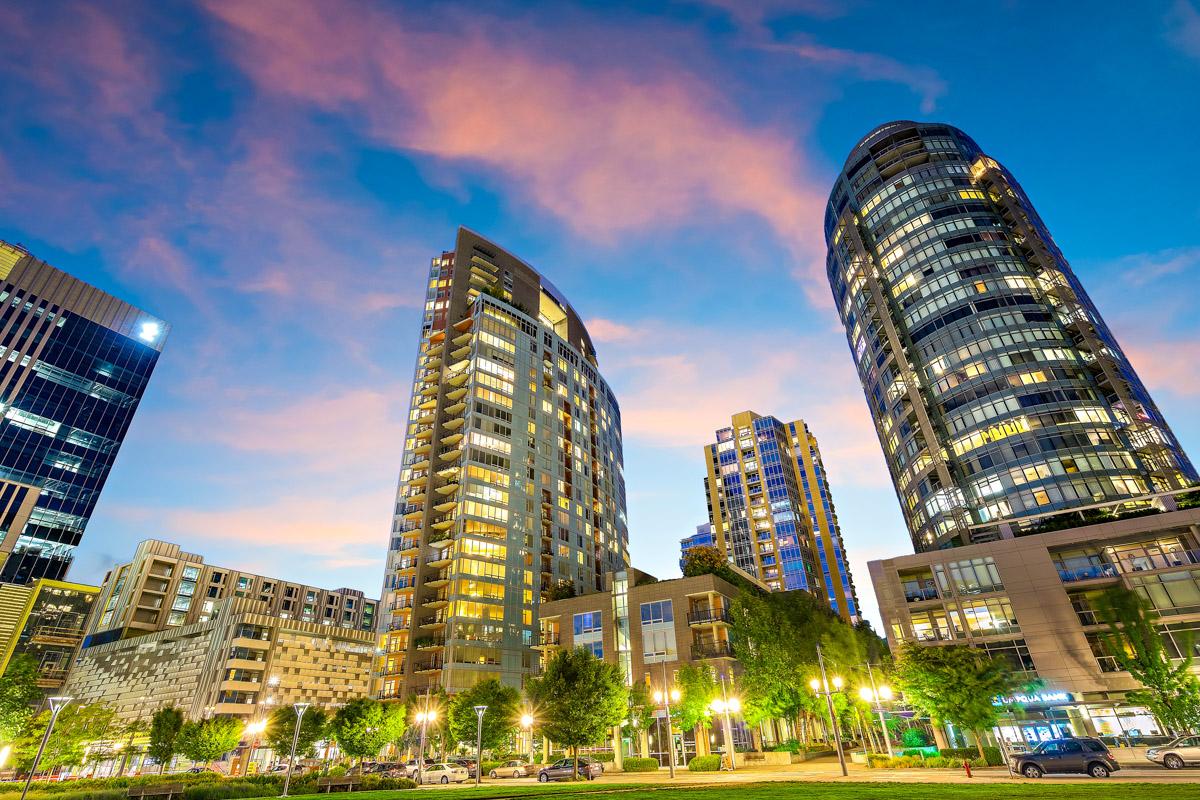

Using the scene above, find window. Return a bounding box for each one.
[640,601,673,625]
[936,557,1003,595]
[573,611,602,635]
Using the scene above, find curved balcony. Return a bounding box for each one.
[452,331,473,346]
[445,387,468,402]
[440,432,464,447]
[426,549,453,568]
[442,417,465,431]
[435,482,459,496]
[416,397,438,411]
[450,344,471,361]
[423,571,451,589]
[452,316,473,332]
[443,401,467,417]
[410,457,432,472]
[438,446,463,463]
[433,500,457,514]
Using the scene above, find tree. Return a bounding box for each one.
[892,642,1030,758]
[264,706,328,761]
[1097,585,1200,733]
[178,717,243,766]
[14,703,117,774]
[379,703,407,755]
[331,699,388,762]
[146,706,184,773]
[674,664,717,733]
[681,546,736,582]
[623,682,655,742]
[0,655,42,745]
[526,647,628,777]
[544,580,576,601]
[115,719,147,776]
[448,679,519,751]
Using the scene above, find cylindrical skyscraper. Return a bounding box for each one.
[825,121,1195,552]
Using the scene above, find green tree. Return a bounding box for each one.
[544,580,576,601]
[146,706,184,773]
[1098,585,1200,733]
[14,703,117,773]
[264,706,328,761]
[681,546,736,582]
[178,717,243,766]
[448,679,519,751]
[892,642,1030,758]
[526,647,627,777]
[115,719,147,776]
[623,683,655,741]
[674,664,718,732]
[379,703,407,754]
[0,655,42,745]
[330,699,388,762]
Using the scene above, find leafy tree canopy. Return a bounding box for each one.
[526,647,627,772]
[146,706,184,771]
[178,717,242,765]
[674,663,718,732]
[330,699,389,760]
[264,705,328,760]
[448,679,519,751]
[544,580,576,601]
[0,654,42,744]
[15,703,117,772]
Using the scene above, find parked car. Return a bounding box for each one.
[398,758,435,778]
[419,763,468,784]
[265,763,308,775]
[449,758,477,778]
[1146,735,1200,769]
[488,760,531,779]
[537,758,602,782]
[1010,738,1120,778]
[578,756,605,773]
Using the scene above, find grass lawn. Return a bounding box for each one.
[265,781,1200,800]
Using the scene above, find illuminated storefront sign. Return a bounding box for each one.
[994,690,1072,706]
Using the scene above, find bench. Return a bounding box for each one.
[317,777,362,793]
[128,784,183,800]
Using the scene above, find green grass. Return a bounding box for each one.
[255,781,1200,800]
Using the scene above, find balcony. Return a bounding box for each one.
[905,587,940,603]
[417,614,447,629]
[1058,563,1119,583]
[691,642,735,659]
[424,591,449,607]
[687,608,731,625]
[423,571,450,589]
[414,658,444,673]
[533,632,561,648]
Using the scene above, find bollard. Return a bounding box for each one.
[963,760,972,778]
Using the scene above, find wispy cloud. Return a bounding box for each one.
[1167,0,1200,58]
[1104,245,1200,286]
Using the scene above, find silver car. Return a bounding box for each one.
[1146,735,1200,769]
[420,763,469,784]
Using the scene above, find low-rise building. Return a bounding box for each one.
[64,594,374,722]
[85,540,376,646]
[0,578,98,694]
[537,568,768,765]
[870,499,1200,745]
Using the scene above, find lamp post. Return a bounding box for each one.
[473,706,487,785]
[242,720,267,776]
[652,661,680,779]
[520,713,534,765]
[810,643,847,777]
[281,702,309,798]
[21,697,70,800]
[858,664,894,757]
[708,674,740,771]
[414,708,437,785]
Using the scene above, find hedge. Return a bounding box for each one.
[620,758,659,772]
[939,747,1003,767]
[866,754,986,769]
[686,755,721,772]
[0,774,226,796]
[586,752,615,762]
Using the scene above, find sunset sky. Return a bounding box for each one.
[2,0,1199,627]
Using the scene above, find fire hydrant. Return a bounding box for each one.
[963,760,973,778]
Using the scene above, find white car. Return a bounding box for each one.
[1146,735,1200,769]
[420,763,469,784]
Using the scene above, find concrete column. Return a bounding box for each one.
[639,728,650,758]
[750,726,763,752]
[931,723,950,750]
[611,726,623,771]
[1067,706,1098,737]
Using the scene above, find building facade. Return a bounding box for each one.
[0,577,97,694]
[825,122,1195,552]
[537,570,759,764]
[376,228,628,698]
[84,539,377,646]
[678,523,715,571]
[699,411,858,621]
[0,242,167,583]
[870,499,1200,744]
[65,595,374,723]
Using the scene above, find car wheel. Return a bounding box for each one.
[538,773,549,783]
[489,770,497,779]
[513,770,521,779]
[440,776,449,784]
[1022,764,1043,779]
[1088,762,1110,778]
[1164,754,1184,770]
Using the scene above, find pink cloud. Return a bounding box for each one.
[586,318,643,343]
[1124,339,1200,397]
[1168,0,1200,58]
[201,0,829,280]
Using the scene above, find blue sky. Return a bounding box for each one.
[1,0,1199,628]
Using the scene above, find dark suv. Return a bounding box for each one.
[1010,737,1120,778]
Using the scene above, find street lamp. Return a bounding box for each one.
[473,706,487,785]
[21,696,70,800]
[281,702,309,798]
[243,720,267,775]
[652,662,681,779]
[708,674,740,772]
[857,670,894,758]
[520,713,535,765]
[810,643,847,777]
[414,708,437,785]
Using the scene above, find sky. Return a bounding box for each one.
[1,0,1199,630]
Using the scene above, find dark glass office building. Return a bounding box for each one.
[825,122,1195,552]
[0,241,167,583]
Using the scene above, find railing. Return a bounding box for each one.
[536,632,561,646]
[687,608,731,625]
[1116,549,1200,573]
[905,587,939,602]
[414,658,444,672]
[691,642,735,659]
[1057,563,1119,582]
[1096,655,1122,673]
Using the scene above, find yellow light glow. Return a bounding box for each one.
[0,745,10,769]
[520,714,534,728]
[879,685,894,701]
[858,687,874,702]
[808,678,820,692]
[727,698,741,713]
[832,676,844,690]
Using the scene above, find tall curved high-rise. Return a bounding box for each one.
[825,121,1195,552]
[375,228,628,698]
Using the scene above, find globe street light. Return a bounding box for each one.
[243,720,267,776]
[858,674,894,758]
[21,696,70,800]
[281,702,309,798]
[708,674,741,772]
[473,706,487,785]
[810,643,847,777]
[652,662,681,779]
[415,708,437,785]
[520,713,535,765]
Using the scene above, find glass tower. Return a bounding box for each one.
[0,242,167,583]
[376,228,628,698]
[825,121,1195,552]
[699,410,858,621]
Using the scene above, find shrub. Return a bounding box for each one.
[686,755,721,772]
[587,751,615,762]
[900,728,931,748]
[940,746,1003,766]
[327,766,347,777]
[763,739,800,753]
[621,758,659,772]
[480,761,504,776]
[865,755,987,770]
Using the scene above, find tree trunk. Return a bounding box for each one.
[572,745,579,781]
[973,730,986,761]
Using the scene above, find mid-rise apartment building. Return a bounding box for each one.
[84,539,376,646]
[377,228,628,698]
[698,411,858,621]
[0,577,97,694]
[0,242,167,582]
[824,122,1194,552]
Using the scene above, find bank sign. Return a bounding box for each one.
[994,691,1073,706]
